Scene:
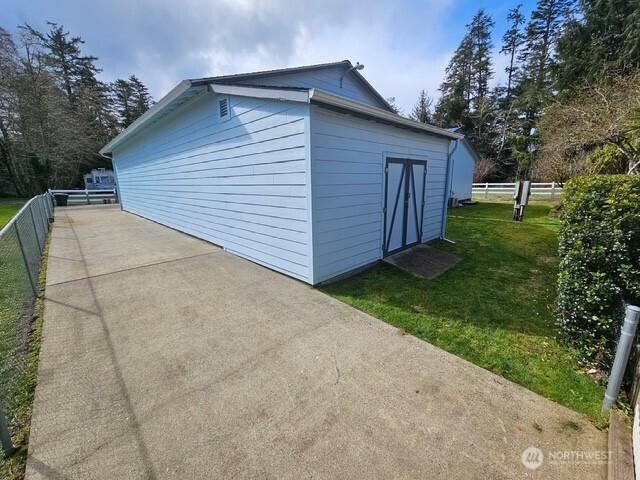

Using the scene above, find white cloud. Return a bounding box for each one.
[5,0,473,112]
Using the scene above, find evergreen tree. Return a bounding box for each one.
[518,0,575,108]
[384,96,401,114]
[495,4,526,168]
[504,0,576,178]
[111,75,153,128]
[556,0,640,92]
[410,90,433,123]
[435,9,494,134]
[128,75,153,119]
[111,78,134,126]
[435,33,473,128]
[23,22,100,104]
[469,9,495,111]
[501,4,526,103]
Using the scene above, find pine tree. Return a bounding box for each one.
[385,96,401,114]
[556,0,640,91]
[111,78,134,127]
[435,34,472,127]
[519,0,575,106]
[469,9,495,111]
[495,4,526,165]
[435,9,494,132]
[501,4,526,103]
[504,0,576,178]
[128,75,153,117]
[111,75,153,128]
[410,90,432,123]
[23,22,100,104]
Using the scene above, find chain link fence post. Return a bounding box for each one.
[43,194,53,222]
[13,221,37,296]
[29,203,43,255]
[35,197,47,245]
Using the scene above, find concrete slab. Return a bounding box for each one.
[46,205,215,285]
[384,244,462,279]
[27,206,607,479]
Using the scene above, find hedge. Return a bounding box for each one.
[556,175,640,368]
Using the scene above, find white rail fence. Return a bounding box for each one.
[472,182,563,198]
[48,189,117,205]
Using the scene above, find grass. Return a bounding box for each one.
[0,274,45,480]
[0,200,25,229]
[0,200,47,479]
[322,201,606,425]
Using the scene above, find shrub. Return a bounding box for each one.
[556,175,640,368]
[586,144,628,174]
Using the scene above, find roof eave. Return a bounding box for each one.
[308,89,463,140]
[100,80,194,157]
[99,81,462,157]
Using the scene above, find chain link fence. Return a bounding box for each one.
[0,193,54,456]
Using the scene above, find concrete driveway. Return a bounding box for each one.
[27,205,606,479]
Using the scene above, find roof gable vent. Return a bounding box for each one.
[218,97,230,120]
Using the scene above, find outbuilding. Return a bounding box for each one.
[447,128,481,203]
[100,61,462,285]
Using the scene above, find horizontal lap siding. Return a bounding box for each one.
[113,92,312,282]
[310,107,449,283]
[451,142,475,200]
[236,66,387,110]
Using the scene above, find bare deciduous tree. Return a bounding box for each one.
[535,73,640,181]
[473,157,497,182]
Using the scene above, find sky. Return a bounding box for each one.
[3,0,537,113]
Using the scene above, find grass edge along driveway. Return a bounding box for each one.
[322,202,606,426]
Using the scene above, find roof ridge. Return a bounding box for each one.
[190,60,352,84]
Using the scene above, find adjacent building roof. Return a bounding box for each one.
[100,62,463,157]
[446,128,482,163]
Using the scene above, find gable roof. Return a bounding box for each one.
[192,60,393,112]
[100,73,462,157]
[446,128,482,163]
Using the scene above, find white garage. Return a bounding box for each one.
[100,61,462,285]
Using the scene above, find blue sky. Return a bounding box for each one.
[4,0,537,113]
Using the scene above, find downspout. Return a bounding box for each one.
[100,152,123,211]
[440,139,459,243]
[111,155,124,211]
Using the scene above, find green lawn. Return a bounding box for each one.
[322,201,606,425]
[0,200,25,229]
